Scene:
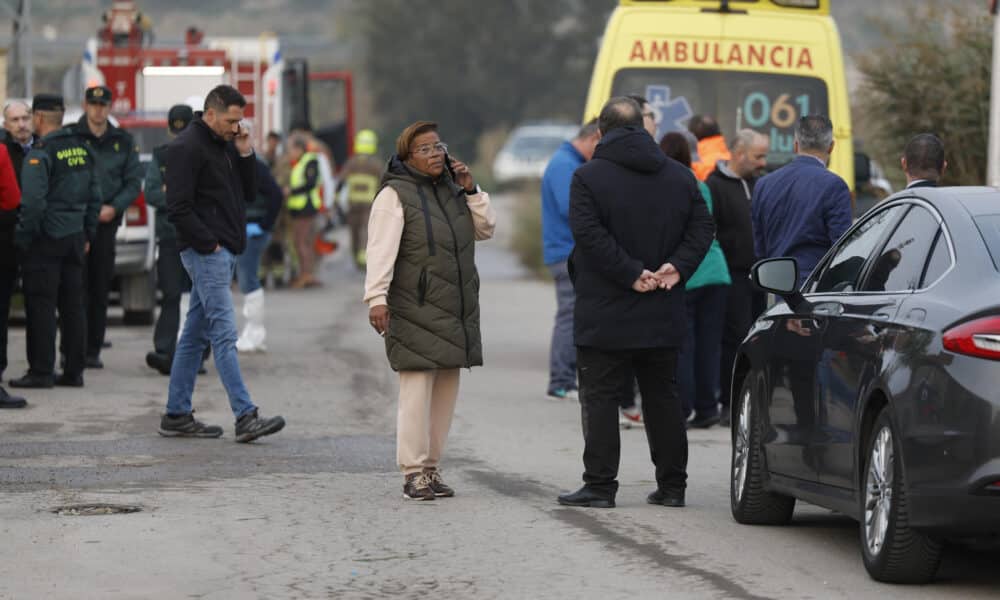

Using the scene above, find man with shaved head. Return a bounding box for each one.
[707,129,769,424]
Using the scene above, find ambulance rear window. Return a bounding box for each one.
[613,68,829,169]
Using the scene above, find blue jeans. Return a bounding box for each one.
[235,232,270,295]
[547,261,577,394]
[166,248,256,419]
[678,284,728,419]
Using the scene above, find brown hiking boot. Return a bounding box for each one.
[403,472,435,501]
[423,468,455,497]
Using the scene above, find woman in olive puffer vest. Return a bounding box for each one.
[364,121,496,501]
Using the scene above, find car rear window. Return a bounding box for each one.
[975,214,1000,271]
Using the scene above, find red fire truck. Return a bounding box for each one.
[69,1,354,323]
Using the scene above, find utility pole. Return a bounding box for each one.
[989,0,1000,186]
[4,0,32,98]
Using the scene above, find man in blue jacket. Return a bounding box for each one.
[752,115,852,287]
[540,119,599,401]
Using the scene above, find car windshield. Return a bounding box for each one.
[505,135,567,161]
[974,214,1000,271]
[612,68,829,169]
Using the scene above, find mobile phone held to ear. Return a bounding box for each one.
[444,152,458,181]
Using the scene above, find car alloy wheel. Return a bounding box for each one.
[733,388,751,504]
[864,426,893,556]
[730,374,795,525]
[859,407,943,583]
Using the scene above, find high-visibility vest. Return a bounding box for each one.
[287,152,322,211]
[346,172,379,205]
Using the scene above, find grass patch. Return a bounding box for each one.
[510,181,549,280]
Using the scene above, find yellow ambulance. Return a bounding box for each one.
[583,0,853,187]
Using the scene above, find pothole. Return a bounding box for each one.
[50,503,143,516]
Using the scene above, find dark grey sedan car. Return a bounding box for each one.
[729,187,1000,584]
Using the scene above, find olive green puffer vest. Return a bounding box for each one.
[381,157,482,371]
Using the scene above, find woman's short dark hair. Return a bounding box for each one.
[204,85,246,112]
[396,121,439,160]
[659,132,692,168]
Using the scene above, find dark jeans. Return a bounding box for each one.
[679,284,728,419]
[547,261,576,394]
[21,233,87,378]
[152,239,191,357]
[577,345,687,495]
[719,271,764,409]
[84,220,117,359]
[0,259,16,379]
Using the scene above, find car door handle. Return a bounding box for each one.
[812,303,844,317]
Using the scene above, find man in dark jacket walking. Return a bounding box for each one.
[557,97,715,509]
[706,129,768,424]
[160,85,284,443]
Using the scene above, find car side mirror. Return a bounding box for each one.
[752,258,798,293]
[751,258,811,312]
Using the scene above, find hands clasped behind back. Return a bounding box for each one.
[631,263,681,293]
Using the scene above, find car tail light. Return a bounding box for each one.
[942,316,1000,361]
[126,193,148,226]
[987,481,1000,491]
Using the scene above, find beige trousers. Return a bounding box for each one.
[397,369,460,475]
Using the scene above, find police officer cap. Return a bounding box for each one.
[32,93,65,112]
[85,85,113,105]
[167,104,194,134]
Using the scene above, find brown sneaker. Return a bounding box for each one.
[423,468,455,497]
[403,472,435,501]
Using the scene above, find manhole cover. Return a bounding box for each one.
[50,503,142,516]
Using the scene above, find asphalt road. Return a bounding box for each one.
[0,195,998,599]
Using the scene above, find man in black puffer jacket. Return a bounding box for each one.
[161,85,285,444]
[557,97,715,510]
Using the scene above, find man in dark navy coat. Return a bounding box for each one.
[752,115,853,288]
[557,97,715,509]
[902,133,946,189]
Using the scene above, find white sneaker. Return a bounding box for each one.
[546,388,579,401]
[620,407,644,429]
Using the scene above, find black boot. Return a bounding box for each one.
[0,385,27,408]
[557,486,615,508]
[647,488,685,507]
[9,372,54,389]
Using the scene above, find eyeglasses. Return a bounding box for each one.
[411,142,448,157]
[642,111,656,120]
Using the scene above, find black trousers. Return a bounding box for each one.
[84,220,117,358]
[152,239,191,357]
[0,255,17,379]
[577,345,687,495]
[21,233,86,377]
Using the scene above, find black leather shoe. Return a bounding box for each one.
[557,486,615,508]
[146,352,172,376]
[647,488,685,507]
[85,356,104,370]
[0,386,27,409]
[9,373,54,389]
[55,373,84,388]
